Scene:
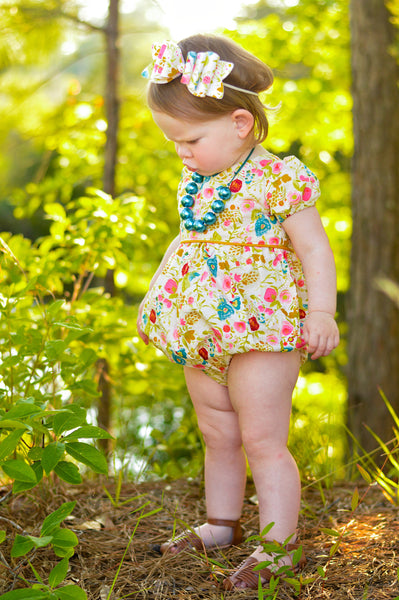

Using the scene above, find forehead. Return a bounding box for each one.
[152,111,209,142]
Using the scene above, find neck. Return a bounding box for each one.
[231,143,258,169]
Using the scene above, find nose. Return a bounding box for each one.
[175,143,192,160]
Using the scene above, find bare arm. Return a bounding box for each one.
[283,207,340,359]
[137,234,181,344]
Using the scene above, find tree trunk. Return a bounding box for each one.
[103,0,119,199]
[348,0,399,453]
[97,0,120,453]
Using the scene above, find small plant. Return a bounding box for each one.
[243,523,315,599]
[0,502,86,599]
[352,390,399,505]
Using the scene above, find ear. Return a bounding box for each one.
[231,109,254,139]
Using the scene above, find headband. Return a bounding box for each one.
[142,40,258,99]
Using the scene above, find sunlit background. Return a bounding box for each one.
[79,0,298,38]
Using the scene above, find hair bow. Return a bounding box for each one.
[142,40,234,99]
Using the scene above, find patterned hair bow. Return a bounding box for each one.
[142,40,235,99]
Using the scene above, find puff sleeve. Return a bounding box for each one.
[267,156,320,222]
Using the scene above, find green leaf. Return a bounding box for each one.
[47,299,66,315]
[54,585,87,600]
[52,529,79,548]
[32,461,44,484]
[28,447,44,461]
[49,557,69,589]
[0,529,6,543]
[5,404,41,420]
[65,442,108,474]
[0,419,31,431]
[52,409,87,437]
[284,577,301,591]
[42,442,65,475]
[62,426,113,441]
[11,534,35,557]
[27,534,53,548]
[44,340,67,361]
[351,487,359,512]
[54,461,82,485]
[317,565,327,579]
[330,540,341,557]
[356,463,373,484]
[53,321,90,331]
[45,202,66,220]
[0,590,50,600]
[292,546,304,566]
[320,527,340,537]
[0,430,24,460]
[13,479,38,494]
[41,502,77,537]
[2,459,37,483]
[51,528,79,558]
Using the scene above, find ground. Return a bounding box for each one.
[0,478,398,599]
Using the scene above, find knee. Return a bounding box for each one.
[198,419,242,451]
[241,428,287,462]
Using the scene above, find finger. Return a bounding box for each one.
[310,334,330,360]
[307,332,320,356]
[140,332,149,345]
[137,323,149,345]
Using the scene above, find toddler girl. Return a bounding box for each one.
[138,34,339,590]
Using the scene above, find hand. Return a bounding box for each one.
[137,298,149,345]
[302,310,339,360]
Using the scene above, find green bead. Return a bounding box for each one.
[211,199,225,213]
[204,211,217,225]
[180,207,193,220]
[186,181,199,195]
[217,185,232,200]
[192,172,204,183]
[181,194,194,207]
[193,219,206,232]
[184,219,195,230]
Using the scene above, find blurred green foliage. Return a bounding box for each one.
[0,0,351,485]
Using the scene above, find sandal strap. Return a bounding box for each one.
[207,518,238,527]
[168,531,205,554]
[207,518,242,546]
[160,519,243,555]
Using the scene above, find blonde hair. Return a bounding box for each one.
[147,34,274,144]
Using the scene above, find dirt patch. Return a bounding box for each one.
[0,478,398,599]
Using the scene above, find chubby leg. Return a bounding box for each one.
[162,367,247,553]
[226,351,301,584]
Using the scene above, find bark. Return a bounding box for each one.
[103,0,119,199]
[97,0,120,453]
[96,358,112,455]
[348,0,399,452]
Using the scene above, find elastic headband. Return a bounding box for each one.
[142,40,259,99]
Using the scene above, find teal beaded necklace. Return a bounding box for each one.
[180,147,255,233]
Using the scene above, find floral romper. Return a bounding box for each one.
[140,148,320,386]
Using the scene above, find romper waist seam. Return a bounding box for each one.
[180,240,292,251]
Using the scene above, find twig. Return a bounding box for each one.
[0,516,24,533]
[0,489,12,505]
[0,550,11,570]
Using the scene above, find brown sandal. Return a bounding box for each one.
[158,518,242,555]
[223,541,306,591]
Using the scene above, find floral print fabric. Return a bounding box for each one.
[140,149,320,385]
[141,40,234,99]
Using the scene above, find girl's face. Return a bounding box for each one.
[152,110,254,176]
